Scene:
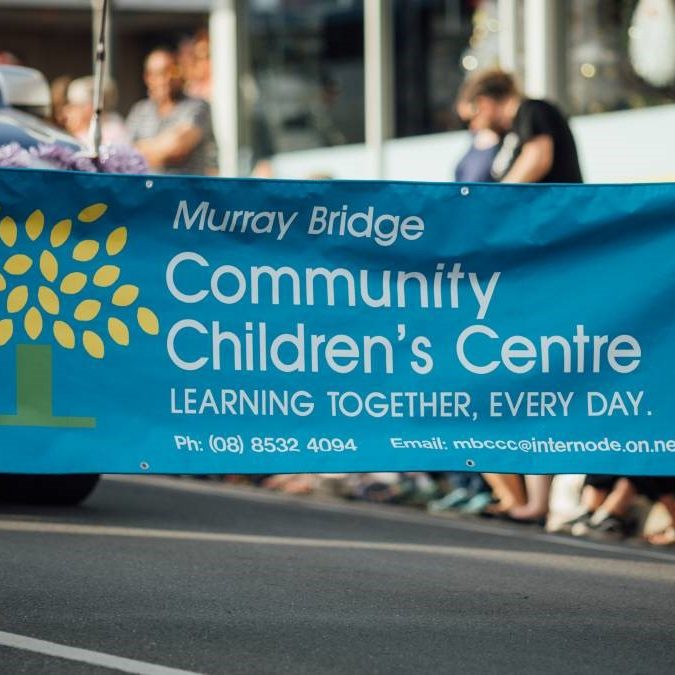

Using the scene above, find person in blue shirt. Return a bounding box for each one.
[454,99,501,183]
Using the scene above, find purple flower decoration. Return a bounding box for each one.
[30,144,97,172]
[0,142,147,175]
[0,143,32,168]
[97,144,148,175]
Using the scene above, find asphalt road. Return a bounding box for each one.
[0,475,673,675]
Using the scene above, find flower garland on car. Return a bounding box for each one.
[0,142,147,174]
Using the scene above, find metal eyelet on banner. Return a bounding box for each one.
[465,459,476,468]
[145,180,154,189]
[140,461,150,471]
[460,186,470,196]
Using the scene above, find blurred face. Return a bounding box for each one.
[63,101,92,137]
[144,51,182,104]
[191,38,211,82]
[458,96,503,133]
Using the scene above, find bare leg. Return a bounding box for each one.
[509,475,552,519]
[599,478,636,517]
[581,485,607,512]
[482,473,526,512]
[580,478,637,531]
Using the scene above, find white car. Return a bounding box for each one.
[0,65,83,153]
[0,65,100,505]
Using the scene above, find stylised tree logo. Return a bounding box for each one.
[0,203,159,428]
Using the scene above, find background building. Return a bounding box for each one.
[1,0,675,181]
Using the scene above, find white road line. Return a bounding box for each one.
[106,475,675,563]
[0,519,673,579]
[0,630,202,675]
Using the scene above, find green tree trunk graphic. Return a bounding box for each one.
[0,344,95,428]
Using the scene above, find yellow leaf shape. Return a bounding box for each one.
[50,219,72,248]
[7,286,28,313]
[25,210,44,241]
[83,330,104,359]
[24,307,42,340]
[73,240,99,262]
[0,272,5,292]
[93,264,120,287]
[3,254,33,275]
[74,299,101,321]
[106,227,127,256]
[108,318,129,346]
[78,203,108,223]
[137,307,159,335]
[40,250,58,282]
[0,216,17,247]
[38,286,60,315]
[60,272,87,294]
[0,319,13,346]
[112,284,139,307]
[53,321,75,349]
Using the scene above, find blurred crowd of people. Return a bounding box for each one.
[5,26,341,179]
[209,471,675,547]
[41,31,219,176]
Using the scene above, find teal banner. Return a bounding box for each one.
[0,167,674,475]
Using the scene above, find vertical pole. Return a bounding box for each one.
[523,0,565,103]
[91,0,112,81]
[364,0,394,179]
[210,0,241,176]
[89,0,109,159]
[497,0,519,73]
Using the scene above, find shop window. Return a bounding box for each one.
[567,0,675,115]
[393,0,502,137]
[245,0,365,160]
